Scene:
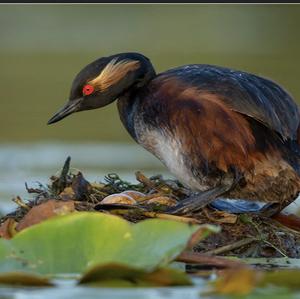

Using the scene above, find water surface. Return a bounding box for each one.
[0,142,170,214]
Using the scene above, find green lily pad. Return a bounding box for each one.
[78,262,192,287]
[0,271,53,287]
[259,269,300,290]
[0,212,216,275]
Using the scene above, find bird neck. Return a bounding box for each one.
[116,55,156,139]
[117,82,151,141]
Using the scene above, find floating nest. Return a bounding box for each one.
[1,157,300,259]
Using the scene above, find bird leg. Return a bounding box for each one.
[167,184,233,215]
[258,203,281,218]
[167,169,242,215]
[258,200,295,218]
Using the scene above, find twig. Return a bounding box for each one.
[203,208,217,222]
[12,196,30,210]
[25,182,44,194]
[263,218,300,236]
[58,156,71,190]
[203,208,237,224]
[262,239,288,258]
[176,251,246,269]
[135,171,156,189]
[204,237,257,256]
[142,211,201,224]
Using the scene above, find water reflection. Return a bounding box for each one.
[0,278,209,299]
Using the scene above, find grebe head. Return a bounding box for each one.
[47,52,155,124]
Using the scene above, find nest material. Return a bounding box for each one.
[2,157,300,258]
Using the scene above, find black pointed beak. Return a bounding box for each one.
[47,98,83,125]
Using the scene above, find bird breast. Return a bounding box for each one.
[134,122,211,192]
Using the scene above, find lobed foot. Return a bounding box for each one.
[167,169,242,215]
[167,185,232,215]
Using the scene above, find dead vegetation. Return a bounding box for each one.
[1,156,300,259]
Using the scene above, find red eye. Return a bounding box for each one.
[82,84,94,96]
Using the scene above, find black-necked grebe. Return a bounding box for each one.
[48,52,300,216]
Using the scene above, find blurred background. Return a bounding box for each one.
[0,4,300,213]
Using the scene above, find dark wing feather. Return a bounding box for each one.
[163,64,300,140]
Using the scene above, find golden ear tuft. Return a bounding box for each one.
[89,58,140,91]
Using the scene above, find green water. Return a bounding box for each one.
[1,4,300,142]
